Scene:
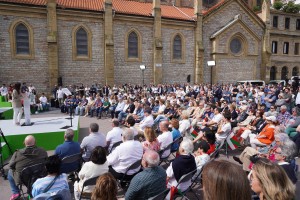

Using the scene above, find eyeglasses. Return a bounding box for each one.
[270,107,275,109]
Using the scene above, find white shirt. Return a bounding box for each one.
[216,122,231,142]
[179,119,190,136]
[158,104,166,113]
[123,104,130,112]
[106,127,123,151]
[140,115,154,130]
[115,101,125,112]
[130,126,138,136]
[296,92,300,105]
[57,89,64,99]
[157,131,173,158]
[39,96,48,103]
[75,161,109,193]
[0,86,8,96]
[107,140,143,174]
[211,113,222,124]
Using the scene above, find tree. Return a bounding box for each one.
[282,1,300,13]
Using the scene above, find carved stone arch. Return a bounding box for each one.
[9,19,34,59]
[125,28,142,62]
[72,24,92,61]
[171,32,186,63]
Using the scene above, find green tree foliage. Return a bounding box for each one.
[282,1,300,13]
[273,1,284,10]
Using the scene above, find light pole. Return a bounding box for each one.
[207,61,216,85]
[140,65,146,86]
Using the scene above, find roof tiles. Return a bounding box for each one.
[0,0,226,20]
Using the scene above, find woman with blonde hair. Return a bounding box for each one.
[179,110,191,137]
[142,127,160,152]
[250,158,295,200]
[91,172,117,200]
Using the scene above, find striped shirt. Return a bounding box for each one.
[31,174,69,197]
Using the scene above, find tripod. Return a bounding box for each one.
[0,128,13,179]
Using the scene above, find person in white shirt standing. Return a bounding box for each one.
[22,90,31,126]
[56,86,64,107]
[107,128,143,182]
[157,120,173,158]
[106,119,123,152]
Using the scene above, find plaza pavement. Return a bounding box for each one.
[0,108,299,199]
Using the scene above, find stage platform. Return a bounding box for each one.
[0,116,79,160]
[0,107,13,119]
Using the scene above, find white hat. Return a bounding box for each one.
[266,116,277,123]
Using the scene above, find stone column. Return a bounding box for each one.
[153,0,163,84]
[261,0,271,82]
[104,0,115,85]
[47,0,59,94]
[194,0,204,83]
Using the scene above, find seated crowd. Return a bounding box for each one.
[6,82,300,200]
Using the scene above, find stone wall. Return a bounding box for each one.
[57,19,104,87]
[0,15,49,92]
[113,21,154,85]
[203,1,264,83]
[161,27,195,83]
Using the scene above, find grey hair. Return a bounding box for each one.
[64,129,74,141]
[90,123,99,132]
[279,139,297,162]
[180,138,194,154]
[144,150,160,167]
[280,105,287,110]
[274,133,289,143]
[122,128,134,141]
[181,110,190,119]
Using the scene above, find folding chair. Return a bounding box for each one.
[19,162,47,199]
[79,176,99,200]
[109,141,122,154]
[171,136,183,157]
[148,188,170,200]
[61,153,82,181]
[118,159,142,190]
[174,169,198,200]
[158,143,172,165]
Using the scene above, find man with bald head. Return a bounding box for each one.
[157,120,173,158]
[107,128,143,182]
[125,150,167,200]
[7,135,47,199]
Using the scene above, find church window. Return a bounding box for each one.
[128,32,138,58]
[230,38,242,54]
[9,20,34,59]
[72,25,92,61]
[173,35,182,59]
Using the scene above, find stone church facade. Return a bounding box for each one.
[0,0,299,94]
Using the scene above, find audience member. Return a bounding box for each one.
[125,150,167,200]
[8,135,48,200]
[106,119,123,152]
[91,172,118,200]
[54,129,81,173]
[202,160,251,200]
[166,139,196,191]
[81,123,106,161]
[31,155,70,198]
[74,146,109,200]
[107,128,143,181]
[157,120,173,158]
[142,127,160,152]
[250,158,295,200]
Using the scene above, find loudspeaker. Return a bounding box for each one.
[187,75,191,83]
[58,77,62,87]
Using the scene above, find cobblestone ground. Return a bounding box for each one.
[0,108,299,200]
